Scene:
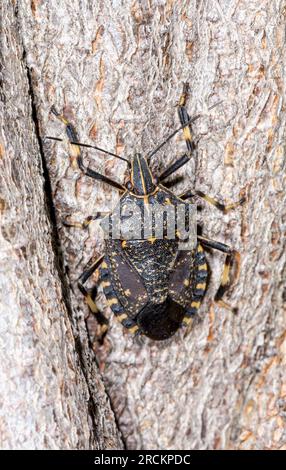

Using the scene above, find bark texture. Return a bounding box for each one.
[0,0,122,450]
[1,0,286,450]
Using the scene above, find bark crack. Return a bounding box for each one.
[14,2,123,448]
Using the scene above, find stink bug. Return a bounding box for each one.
[47,84,245,341]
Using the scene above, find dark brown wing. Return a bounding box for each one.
[169,249,197,307]
[102,243,148,319]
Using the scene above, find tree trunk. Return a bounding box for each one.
[1,0,286,450]
[0,0,122,450]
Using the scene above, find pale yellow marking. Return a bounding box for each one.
[148,237,157,244]
[71,158,78,169]
[224,201,244,212]
[221,264,231,286]
[198,263,208,271]
[138,155,147,195]
[100,324,108,334]
[107,298,118,306]
[234,251,241,281]
[129,325,139,334]
[183,279,190,287]
[124,289,131,296]
[117,313,128,322]
[101,281,111,288]
[216,299,233,311]
[121,241,127,248]
[196,283,206,290]
[144,195,149,205]
[191,301,201,309]
[59,116,69,125]
[183,126,192,141]
[197,244,203,253]
[201,194,218,207]
[183,317,193,325]
[165,198,171,205]
[69,144,81,158]
[101,261,108,269]
[86,295,98,313]
[179,95,186,106]
[65,220,84,229]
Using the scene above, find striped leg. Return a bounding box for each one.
[157,83,195,183]
[78,255,109,340]
[180,189,245,214]
[198,235,240,312]
[63,212,110,229]
[51,107,124,191]
[178,82,195,154]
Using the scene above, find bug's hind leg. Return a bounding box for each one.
[63,212,110,229]
[198,235,241,313]
[78,255,109,341]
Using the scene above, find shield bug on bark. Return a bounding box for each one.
[47,84,245,341]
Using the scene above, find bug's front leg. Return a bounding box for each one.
[198,235,241,313]
[51,107,124,191]
[157,83,195,184]
[77,255,109,341]
[177,82,195,154]
[180,190,245,214]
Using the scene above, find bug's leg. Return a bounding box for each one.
[63,212,110,229]
[157,83,195,183]
[198,235,241,312]
[78,255,109,340]
[180,189,246,214]
[158,154,190,182]
[177,82,195,154]
[51,107,124,191]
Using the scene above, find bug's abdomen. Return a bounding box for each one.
[136,296,186,340]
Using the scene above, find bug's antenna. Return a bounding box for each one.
[147,100,223,161]
[45,135,130,165]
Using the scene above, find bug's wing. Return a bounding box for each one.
[106,251,149,319]
[169,250,197,307]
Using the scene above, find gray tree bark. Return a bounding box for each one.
[0,0,122,450]
[1,0,286,450]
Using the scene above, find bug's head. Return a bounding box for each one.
[126,153,156,195]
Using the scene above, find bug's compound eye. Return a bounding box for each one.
[126,180,133,191]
